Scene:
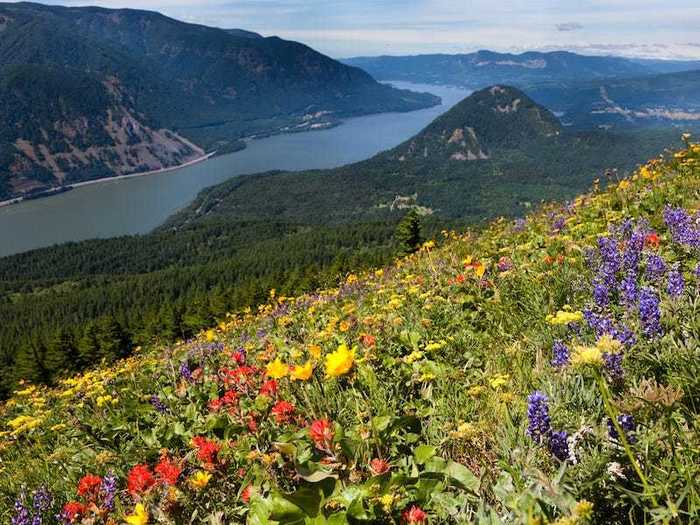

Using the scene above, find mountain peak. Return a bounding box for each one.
[392,85,561,163]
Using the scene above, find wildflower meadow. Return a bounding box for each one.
[1,140,699,523]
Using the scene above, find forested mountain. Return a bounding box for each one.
[0,2,438,200]
[528,69,700,129]
[0,86,686,397]
[343,50,656,87]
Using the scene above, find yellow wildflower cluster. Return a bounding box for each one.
[325,344,355,378]
[547,307,584,325]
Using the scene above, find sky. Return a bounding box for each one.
[42,0,700,60]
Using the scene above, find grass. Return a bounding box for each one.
[1,140,699,524]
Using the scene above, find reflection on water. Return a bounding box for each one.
[0,82,469,257]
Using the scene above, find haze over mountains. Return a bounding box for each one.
[0,2,438,200]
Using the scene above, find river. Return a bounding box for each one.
[0,82,469,257]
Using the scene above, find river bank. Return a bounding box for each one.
[0,151,216,209]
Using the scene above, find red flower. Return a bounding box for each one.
[247,416,259,432]
[77,473,102,498]
[192,436,220,465]
[270,400,295,423]
[155,456,182,486]
[369,458,390,475]
[361,334,376,347]
[241,484,255,504]
[645,232,660,249]
[402,505,427,524]
[127,464,156,495]
[209,390,238,412]
[309,419,334,449]
[260,379,278,397]
[455,273,466,284]
[62,501,87,522]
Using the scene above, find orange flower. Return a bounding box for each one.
[77,474,102,498]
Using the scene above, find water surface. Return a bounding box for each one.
[0,82,469,257]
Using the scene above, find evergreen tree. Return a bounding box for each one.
[396,209,423,255]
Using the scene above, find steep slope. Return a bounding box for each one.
[1,142,699,523]
[343,50,654,87]
[0,2,438,200]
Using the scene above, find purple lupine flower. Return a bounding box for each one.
[513,218,527,232]
[31,487,52,522]
[639,287,662,338]
[667,265,685,298]
[622,227,645,272]
[583,309,615,338]
[645,254,667,281]
[549,430,570,462]
[694,263,700,279]
[552,215,566,233]
[179,361,193,382]
[612,325,636,348]
[608,414,636,443]
[593,279,610,308]
[583,247,598,270]
[11,491,30,525]
[619,270,638,308]
[527,391,551,444]
[551,340,570,368]
[102,472,118,511]
[664,205,700,249]
[603,352,624,382]
[150,394,167,413]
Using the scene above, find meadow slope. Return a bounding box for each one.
[1,140,699,524]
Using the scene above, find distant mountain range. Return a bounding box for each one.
[344,50,700,131]
[0,2,438,200]
[343,50,700,88]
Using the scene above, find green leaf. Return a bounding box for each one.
[443,461,479,492]
[285,486,323,518]
[413,445,437,465]
[269,493,306,523]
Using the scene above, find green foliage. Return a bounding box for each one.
[396,210,423,255]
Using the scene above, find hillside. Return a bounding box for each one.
[528,69,700,130]
[343,51,656,87]
[165,86,680,226]
[0,87,686,397]
[0,2,438,200]
[1,140,699,523]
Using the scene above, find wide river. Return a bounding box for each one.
[0,82,469,257]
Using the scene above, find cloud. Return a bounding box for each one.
[556,22,583,32]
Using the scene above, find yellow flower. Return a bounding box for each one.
[379,493,396,511]
[290,361,314,381]
[308,344,322,359]
[339,321,350,332]
[125,503,149,525]
[547,309,584,325]
[596,334,622,354]
[617,179,631,190]
[403,350,424,364]
[488,374,509,389]
[467,385,484,397]
[265,358,289,379]
[573,500,594,520]
[325,344,355,378]
[571,345,604,368]
[205,329,216,342]
[189,471,212,490]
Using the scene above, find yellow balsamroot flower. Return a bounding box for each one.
[617,179,631,191]
[571,345,604,368]
[325,344,355,378]
[290,361,314,381]
[547,309,584,325]
[265,358,289,379]
[189,471,212,490]
[205,329,216,342]
[125,503,149,525]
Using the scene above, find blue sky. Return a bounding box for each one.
[43,0,700,59]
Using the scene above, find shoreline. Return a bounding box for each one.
[0,151,216,209]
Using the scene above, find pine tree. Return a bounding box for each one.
[396,209,423,255]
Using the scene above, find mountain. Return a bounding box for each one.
[2,142,699,523]
[0,2,438,200]
[343,50,655,88]
[528,69,700,129]
[165,85,677,226]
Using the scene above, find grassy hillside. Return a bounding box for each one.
[1,140,698,523]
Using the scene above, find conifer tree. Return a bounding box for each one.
[396,209,423,255]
